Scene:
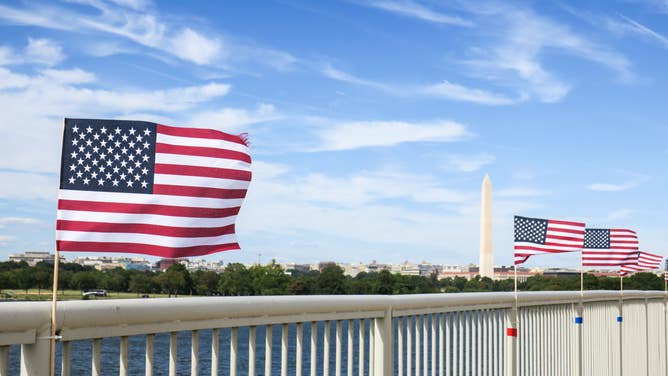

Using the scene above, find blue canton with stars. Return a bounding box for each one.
[514,216,548,244]
[584,229,610,249]
[60,119,157,194]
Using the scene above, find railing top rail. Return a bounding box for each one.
[1,290,665,339]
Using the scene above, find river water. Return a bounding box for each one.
[9,321,374,375]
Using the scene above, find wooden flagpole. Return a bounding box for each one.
[49,250,59,376]
[49,118,66,376]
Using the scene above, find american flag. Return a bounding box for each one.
[582,228,638,267]
[513,216,586,265]
[620,251,663,276]
[56,118,251,258]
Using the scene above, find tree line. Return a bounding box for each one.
[0,260,664,298]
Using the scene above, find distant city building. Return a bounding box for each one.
[9,251,65,266]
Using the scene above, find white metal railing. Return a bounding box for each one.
[0,291,667,375]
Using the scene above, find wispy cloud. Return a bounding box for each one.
[188,103,282,132]
[0,2,296,70]
[587,175,649,192]
[445,153,496,172]
[608,15,668,48]
[421,81,519,105]
[313,119,469,151]
[322,65,518,105]
[458,5,633,102]
[0,64,235,173]
[364,0,473,27]
[0,217,41,229]
[0,38,65,66]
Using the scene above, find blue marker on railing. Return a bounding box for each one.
[574,317,583,324]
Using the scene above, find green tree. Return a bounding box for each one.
[218,263,252,296]
[192,270,220,296]
[316,265,346,294]
[157,264,190,296]
[250,261,290,295]
[129,272,155,295]
[71,271,102,292]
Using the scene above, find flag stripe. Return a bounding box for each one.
[152,184,247,199]
[155,153,250,171]
[156,143,251,163]
[57,209,237,227]
[57,220,236,238]
[57,241,240,258]
[157,124,247,145]
[57,230,237,247]
[58,200,240,218]
[157,132,249,153]
[154,163,252,181]
[154,173,250,190]
[58,189,243,209]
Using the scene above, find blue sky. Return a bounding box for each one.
[0,0,666,267]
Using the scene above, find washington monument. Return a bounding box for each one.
[479,174,494,278]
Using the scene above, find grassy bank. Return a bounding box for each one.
[0,289,172,301]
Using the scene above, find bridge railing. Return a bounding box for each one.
[0,290,666,375]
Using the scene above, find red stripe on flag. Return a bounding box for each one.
[58,200,240,218]
[545,235,585,242]
[155,163,252,180]
[57,220,236,238]
[547,228,585,235]
[157,124,247,145]
[57,241,240,258]
[547,219,586,227]
[152,185,248,199]
[156,143,251,163]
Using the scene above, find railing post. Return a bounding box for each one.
[575,304,583,376]
[618,297,624,376]
[373,306,393,376]
[505,308,517,376]
[20,321,51,376]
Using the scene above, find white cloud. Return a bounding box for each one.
[0,65,231,173]
[24,38,65,66]
[587,175,649,192]
[0,38,65,67]
[41,68,97,84]
[315,119,469,151]
[366,0,473,27]
[322,65,518,105]
[0,235,17,246]
[0,217,41,225]
[236,161,480,259]
[0,172,58,200]
[609,15,668,48]
[446,153,496,172]
[0,2,295,69]
[169,28,223,65]
[460,6,632,102]
[188,103,282,132]
[421,81,519,105]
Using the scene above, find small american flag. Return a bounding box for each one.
[620,251,663,275]
[582,228,638,267]
[513,216,586,265]
[56,118,251,258]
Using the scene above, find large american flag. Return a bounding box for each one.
[582,228,638,267]
[620,251,663,275]
[513,216,586,265]
[56,118,251,258]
